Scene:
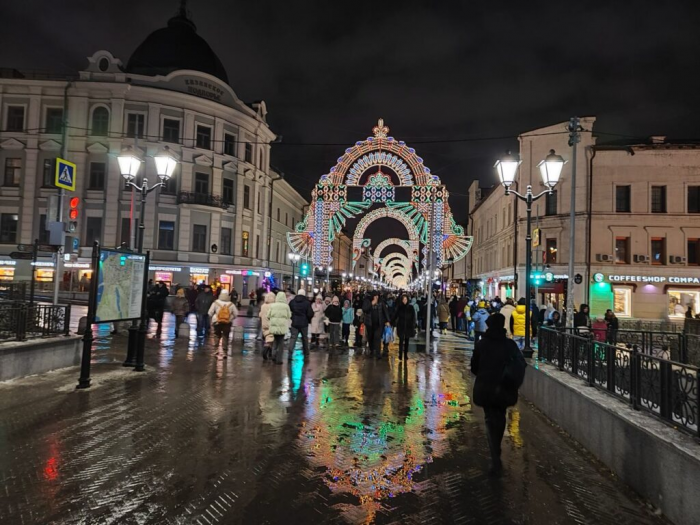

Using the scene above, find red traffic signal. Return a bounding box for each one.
[69,197,80,208]
[68,197,79,232]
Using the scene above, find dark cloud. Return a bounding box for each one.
[3,0,700,227]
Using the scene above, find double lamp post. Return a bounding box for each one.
[494,149,565,358]
[118,145,179,370]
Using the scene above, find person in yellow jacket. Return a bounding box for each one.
[509,298,528,350]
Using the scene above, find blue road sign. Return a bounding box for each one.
[72,237,79,251]
[55,158,77,191]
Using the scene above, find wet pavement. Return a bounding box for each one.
[0,315,668,525]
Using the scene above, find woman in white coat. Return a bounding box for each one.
[310,294,326,346]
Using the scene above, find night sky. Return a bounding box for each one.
[3,0,700,226]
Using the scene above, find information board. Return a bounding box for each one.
[95,249,147,323]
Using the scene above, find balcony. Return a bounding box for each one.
[177,191,230,210]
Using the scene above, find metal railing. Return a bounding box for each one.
[618,318,683,333]
[177,191,229,209]
[0,304,71,341]
[539,327,699,436]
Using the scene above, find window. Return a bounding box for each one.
[257,192,261,214]
[42,159,54,187]
[689,239,700,266]
[196,125,211,149]
[651,237,666,265]
[38,214,49,244]
[91,107,109,136]
[545,239,557,264]
[88,162,106,190]
[669,290,700,318]
[224,133,236,156]
[45,108,63,134]
[258,150,263,169]
[120,217,132,247]
[0,214,18,243]
[613,287,632,318]
[126,113,145,138]
[243,185,250,209]
[4,158,21,186]
[285,212,289,226]
[156,221,175,250]
[615,237,630,264]
[545,190,557,216]
[651,186,666,213]
[162,118,180,143]
[255,234,260,259]
[86,217,102,245]
[615,185,631,213]
[277,208,280,222]
[194,172,209,195]
[242,230,249,257]
[244,143,253,163]
[223,178,234,205]
[221,227,232,255]
[688,186,700,213]
[192,225,207,252]
[6,106,25,132]
[276,241,280,263]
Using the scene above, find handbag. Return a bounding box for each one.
[382,325,394,344]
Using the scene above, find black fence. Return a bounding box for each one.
[538,327,699,436]
[0,303,71,341]
[177,191,229,209]
[618,318,683,332]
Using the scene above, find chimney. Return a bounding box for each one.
[650,136,666,144]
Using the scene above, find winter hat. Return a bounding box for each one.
[297,288,306,296]
[478,301,486,308]
[219,290,230,302]
[486,313,505,331]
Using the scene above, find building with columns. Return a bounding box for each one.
[457,117,700,320]
[0,8,308,294]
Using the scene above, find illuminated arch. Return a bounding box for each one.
[381,253,412,279]
[287,119,473,268]
[352,207,419,269]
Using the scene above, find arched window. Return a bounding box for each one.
[91,107,109,136]
[258,149,263,169]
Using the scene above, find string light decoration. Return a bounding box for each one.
[372,238,419,273]
[286,119,473,268]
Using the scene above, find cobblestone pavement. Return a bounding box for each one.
[0,315,668,525]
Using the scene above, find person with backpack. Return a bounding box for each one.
[267,291,292,364]
[208,290,238,356]
[471,313,526,475]
[288,288,314,360]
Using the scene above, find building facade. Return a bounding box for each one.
[460,117,700,320]
[0,9,308,294]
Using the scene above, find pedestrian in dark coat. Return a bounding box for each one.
[393,294,416,360]
[287,288,314,359]
[449,296,459,331]
[363,292,392,359]
[470,313,525,475]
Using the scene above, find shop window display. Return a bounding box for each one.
[668,290,699,317]
[612,287,631,317]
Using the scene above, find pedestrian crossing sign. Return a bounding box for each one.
[55,158,76,191]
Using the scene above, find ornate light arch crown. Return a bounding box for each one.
[287,119,473,268]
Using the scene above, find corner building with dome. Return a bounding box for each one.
[0,7,308,295]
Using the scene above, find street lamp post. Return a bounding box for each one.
[120,146,178,370]
[495,150,565,358]
[288,253,301,290]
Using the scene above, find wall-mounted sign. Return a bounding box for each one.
[264,271,271,278]
[545,272,554,282]
[574,273,583,285]
[532,228,540,248]
[0,260,17,266]
[593,273,605,283]
[65,262,91,269]
[532,273,568,280]
[31,261,55,267]
[225,269,260,276]
[605,274,700,285]
[150,265,183,272]
[189,267,210,274]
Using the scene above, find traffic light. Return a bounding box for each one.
[300,262,309,277]
[68,197,79,233]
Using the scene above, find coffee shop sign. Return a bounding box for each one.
[607,274,700,284]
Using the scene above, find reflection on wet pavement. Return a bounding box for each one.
[0,314,668,524]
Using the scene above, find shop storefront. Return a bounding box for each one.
[63,262,93,291]
[590,272,700,320]
[0,259,16,281]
